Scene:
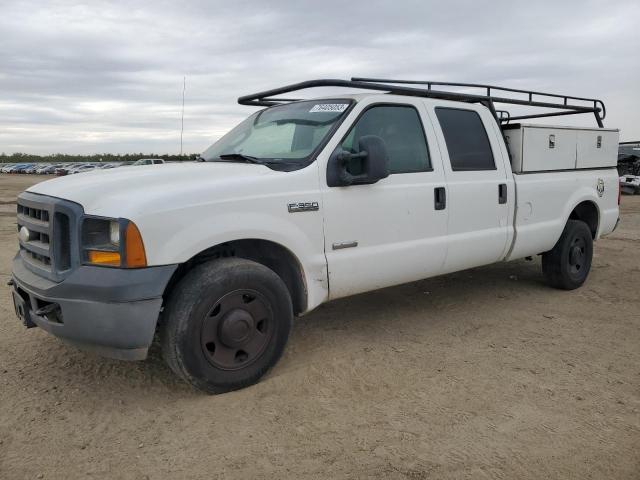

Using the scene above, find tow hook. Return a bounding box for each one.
[35,303,60,317]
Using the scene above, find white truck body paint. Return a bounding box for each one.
[27,93,620,312]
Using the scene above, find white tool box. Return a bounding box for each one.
[503,124,619,173]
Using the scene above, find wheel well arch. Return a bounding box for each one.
[162,239,308,315]
[568,200,599,239]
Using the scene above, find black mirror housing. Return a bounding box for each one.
[327,135,390,187]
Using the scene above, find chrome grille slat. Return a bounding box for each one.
[21,250,52,267]
[18,240,50,257]
[16,214,50,233]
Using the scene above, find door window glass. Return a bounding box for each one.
[341,105,431,174]
[435,108,496,171]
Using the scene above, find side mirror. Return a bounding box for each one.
[327,135,390,187]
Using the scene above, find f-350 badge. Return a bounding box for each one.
[288,201,319,213]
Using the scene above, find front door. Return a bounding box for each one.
[320,98,449,300]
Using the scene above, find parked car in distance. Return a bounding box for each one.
[4,163,26,173]
[98,162,123,169]
[620,175,640,194]
[56,163,88,176]
[0,162,83,174]
[12,164,28,173]
[38,163,65,174]
[12,163,36,173]
[27,164,48,174]
[69,164,99,174]
[131,158,165,166]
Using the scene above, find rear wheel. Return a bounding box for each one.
[161,258,293,393]
[541,219,593,290]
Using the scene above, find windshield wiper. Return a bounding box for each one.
[218,153,264,164]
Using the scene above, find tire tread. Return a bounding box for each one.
[541,219,593,290]
[160,258,292,394]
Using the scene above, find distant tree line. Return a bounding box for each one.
[0,152,200,163]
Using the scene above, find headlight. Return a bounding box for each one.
[109,221,120,245]
[81,217,147,268]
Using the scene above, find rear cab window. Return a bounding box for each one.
[435,107,495,171]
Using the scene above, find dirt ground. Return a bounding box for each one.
[0,173,638,480]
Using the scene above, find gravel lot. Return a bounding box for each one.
[0,174,638,479]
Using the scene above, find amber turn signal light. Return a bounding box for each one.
[87,250,121,266]
[125,221,147,268]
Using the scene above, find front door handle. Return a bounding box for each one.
[434,187,446,210]
[498,183,507,204]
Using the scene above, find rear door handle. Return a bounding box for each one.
[498,183,507,204]
[434,187,446,210]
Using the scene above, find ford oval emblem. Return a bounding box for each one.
[18,226,31,243]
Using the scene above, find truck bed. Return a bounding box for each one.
[508,168,619,260]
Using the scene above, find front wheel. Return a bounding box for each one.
[161,258,293,393]
[541,219,593,290]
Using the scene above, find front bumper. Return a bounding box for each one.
[11,254,178,360]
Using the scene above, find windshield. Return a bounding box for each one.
[200,99,353,169]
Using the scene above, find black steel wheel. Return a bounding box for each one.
[542,219,593,290]
[161,258,293,393]
[567,236,587,275]
[200,289,274,371]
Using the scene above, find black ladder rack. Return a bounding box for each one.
[237,77,606,128]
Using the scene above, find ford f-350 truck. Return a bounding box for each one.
[9,78,620,393]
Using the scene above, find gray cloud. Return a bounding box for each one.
[1,0,639,154]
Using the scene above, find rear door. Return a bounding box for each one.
[427,103,511,273]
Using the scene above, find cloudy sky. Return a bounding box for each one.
[1,0,639,155]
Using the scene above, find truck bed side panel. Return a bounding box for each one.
[507,168,619,260]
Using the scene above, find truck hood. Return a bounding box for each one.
[27,162,285,218]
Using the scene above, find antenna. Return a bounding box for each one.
[180,76,186,156]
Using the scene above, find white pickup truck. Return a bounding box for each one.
[10,78,620,393]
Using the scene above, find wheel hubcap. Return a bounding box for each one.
[200,289,273,370]
[568,237,586,274]
[219,309,254,347]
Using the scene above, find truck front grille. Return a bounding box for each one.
[17,202,55,271]
[16,193,80,282]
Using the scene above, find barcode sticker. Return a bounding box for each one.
[309,103,349,113]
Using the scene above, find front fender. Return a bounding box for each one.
[138,209,329,311]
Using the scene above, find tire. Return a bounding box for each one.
[541,219,593,290]
[160,257,293,393]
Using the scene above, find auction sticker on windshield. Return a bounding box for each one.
[309,103,349,113]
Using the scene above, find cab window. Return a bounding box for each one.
[435,107,496,171]
[341,105,431,174]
